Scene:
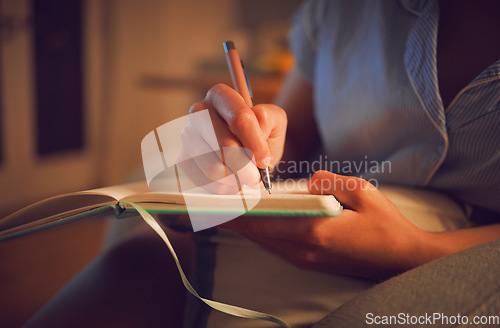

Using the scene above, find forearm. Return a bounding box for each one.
[412,223,500,268]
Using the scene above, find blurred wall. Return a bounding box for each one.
[99,0,239,186]
[0,0,103,215]
[0,0,301,216]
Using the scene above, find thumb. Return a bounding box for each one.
[308,170,377,210]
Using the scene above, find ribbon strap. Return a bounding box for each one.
[120,201,290,328]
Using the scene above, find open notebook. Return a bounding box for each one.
[0,180,342,241]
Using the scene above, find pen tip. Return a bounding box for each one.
[267,189,272,194]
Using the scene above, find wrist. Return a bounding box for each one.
[404,229,450,270]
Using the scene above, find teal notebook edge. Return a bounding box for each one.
[0,196,343,242]
[116,202,343,218]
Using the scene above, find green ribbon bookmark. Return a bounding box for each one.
[121,201,290,328]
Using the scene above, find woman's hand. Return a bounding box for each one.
[179,83,287,193]
[221,170,432,280]
[223,170,500,280]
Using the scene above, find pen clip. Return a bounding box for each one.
[241,60,254,104]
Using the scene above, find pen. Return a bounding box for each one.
[223,40,272,194]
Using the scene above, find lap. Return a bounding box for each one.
[187,185,470,328]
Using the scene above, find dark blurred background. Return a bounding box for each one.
[0,0,301,326]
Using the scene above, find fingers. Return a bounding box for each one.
[179,112,261,191]
[182,83,287,194]
[251,104,288,140]
[221,214,337,245]
[176,156,240,194]
[308,170,377,210]
[204,84,285,168]
[251,104,288,164]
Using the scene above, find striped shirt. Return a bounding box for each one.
[289,0,500,214]
[186,2,499,326]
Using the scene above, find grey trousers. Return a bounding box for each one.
[312,239,500,327]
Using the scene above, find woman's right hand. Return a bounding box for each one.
[178,83,287,194]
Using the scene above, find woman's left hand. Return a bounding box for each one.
[221,170,433,280]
